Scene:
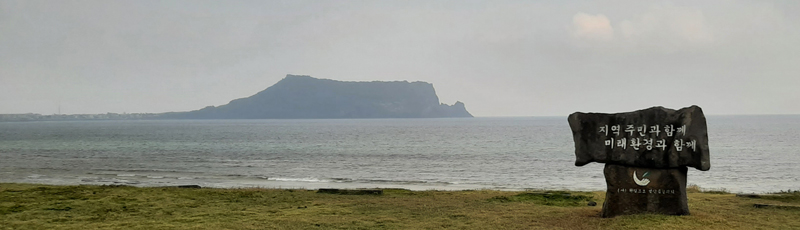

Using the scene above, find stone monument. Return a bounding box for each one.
[567,105,709,217]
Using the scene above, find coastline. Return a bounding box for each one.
[1,183,799,229]
[2,176,564,192]
[1,173,782,194]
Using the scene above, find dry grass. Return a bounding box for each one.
[1,183,799,229]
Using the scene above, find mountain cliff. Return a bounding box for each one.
[163,75,473,119]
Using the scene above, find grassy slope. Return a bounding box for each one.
[1,183,798,230]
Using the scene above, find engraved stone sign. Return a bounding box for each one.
[567,105,709,217]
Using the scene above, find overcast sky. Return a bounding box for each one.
[2,0,799,116]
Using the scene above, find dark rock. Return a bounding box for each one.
[736,194,786,198]
[317,188,383,195]
[601,164,689,218]
[588,201,597,206]
[753,204,800,210]
[161,75,473,119]
[736,194,762,198]
[753,203,771,208]
[177,185,201,189]
[568,105,710,171]
[101,184,132,188]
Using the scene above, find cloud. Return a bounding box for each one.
[571,12,614,42]
[576,5,714,53]
[570,4,714,53]
[618,4,713,48]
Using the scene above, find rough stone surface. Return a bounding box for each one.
[176,185,201,189]
[601,164,689,218]
[317,188,383,195]
[568,105,710,171]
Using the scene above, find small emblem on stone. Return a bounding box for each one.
[633,171,650,186]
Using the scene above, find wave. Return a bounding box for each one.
[251,176,454,185]
[267,177,330,183]
[80,177,140,185]
[88,168,206,174]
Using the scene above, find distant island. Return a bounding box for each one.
[0,75,472,121]
[162,75,473,119]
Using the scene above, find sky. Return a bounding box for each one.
[1,0,799,117]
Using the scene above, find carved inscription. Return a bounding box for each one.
[568,105,709,171]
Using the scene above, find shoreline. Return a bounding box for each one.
[0,180,789,196]
[3,175,787,195]
[2,183,799,229]
[1,168,785,194]
[1,179,583,192]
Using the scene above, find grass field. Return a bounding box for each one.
[1,183,798,229]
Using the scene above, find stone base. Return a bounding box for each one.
[601,164,689,218]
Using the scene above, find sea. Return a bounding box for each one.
[1,116,798,194]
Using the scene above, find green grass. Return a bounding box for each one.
[1,183,799,229]
[488,191,595,207]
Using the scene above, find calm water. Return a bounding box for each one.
[1,116,798,193]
